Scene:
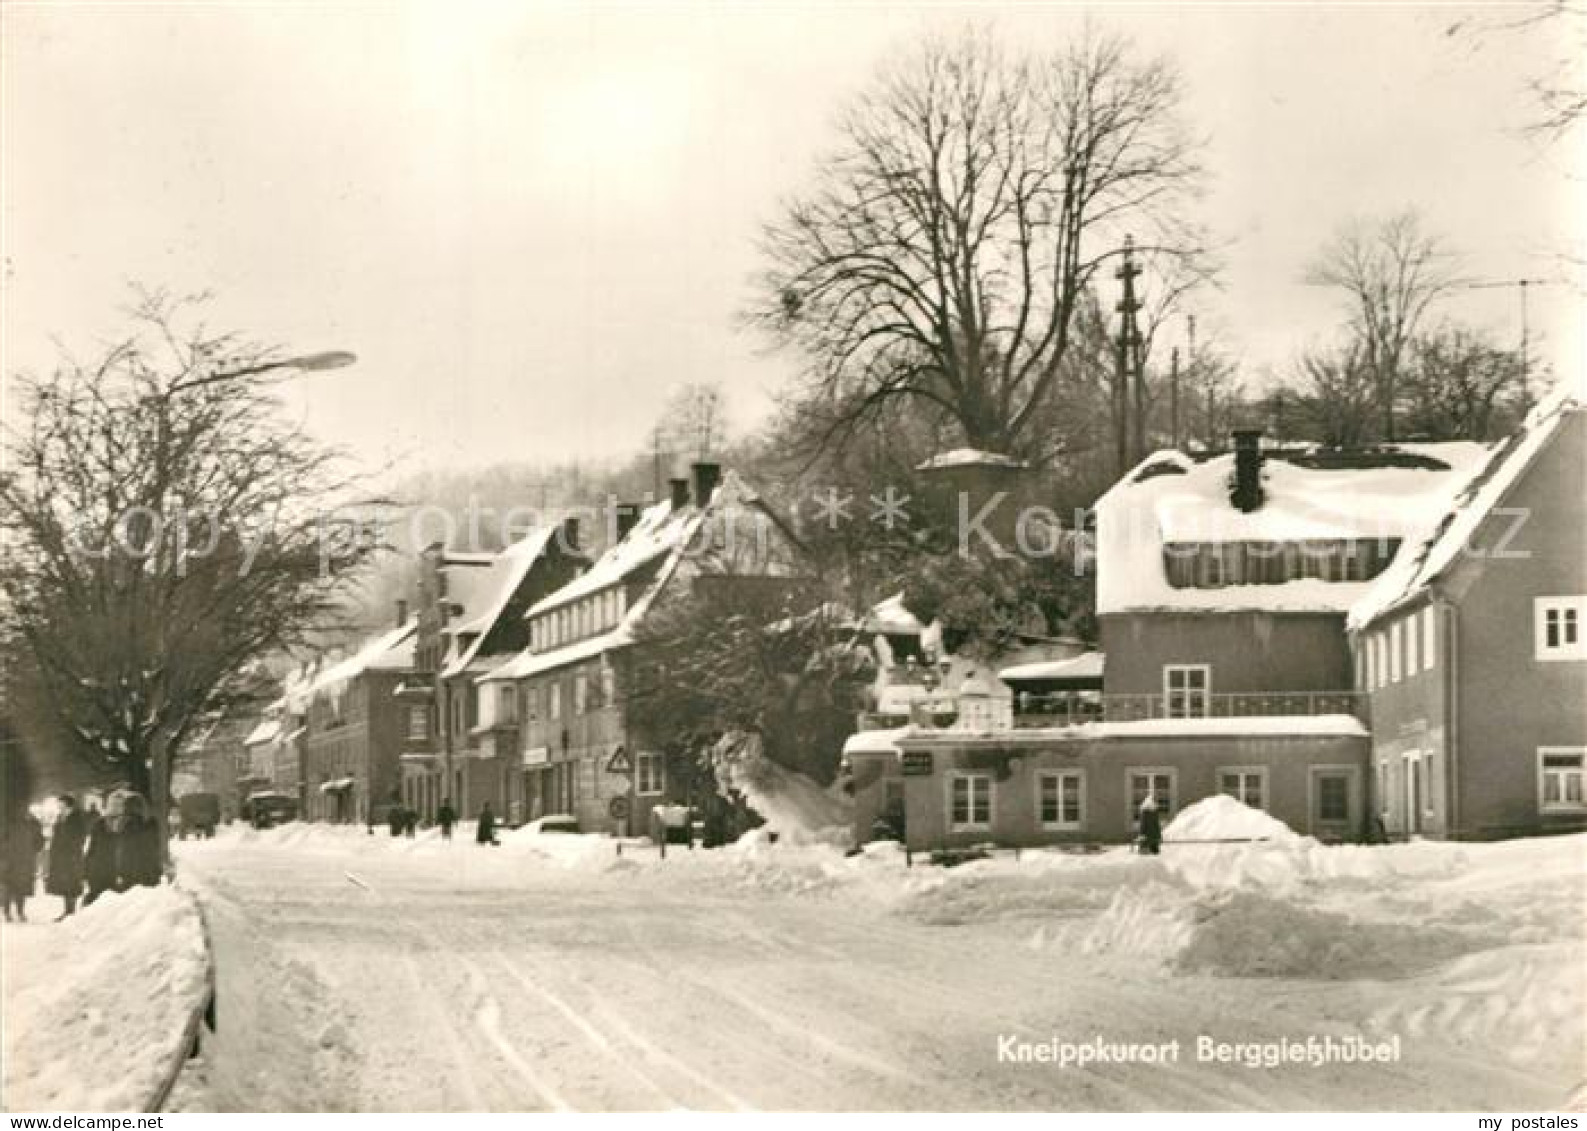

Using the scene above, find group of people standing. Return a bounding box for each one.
[1,791,162,922]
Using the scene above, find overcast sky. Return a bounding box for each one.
[3,2,1582,476]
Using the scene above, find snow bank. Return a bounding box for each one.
[1163,795,1302,843]
[713,733,852,843]
[3,884,211,1112]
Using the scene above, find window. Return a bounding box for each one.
[600,662,616,706]
[1317,774,1350,822]
[1163,665,1210,718]
[1037,771,1084,829]
[636,751,664,796]
[1375,760,1389,818]
[1362,638,1376,690]
[1539,749,1586,812]
[1389,621,1402,683]
[1219,768,1267,810]
[1374,633,1388,689]
[1536,597,1586,661]
[1128,769,1176,817]
[574,670,588,714]
[1422,607,1437,672]
[949,774,993,829]
[1405,613,1419,675]
[406,705,428,741]
[549,682,562,721]
[498,685,517,723]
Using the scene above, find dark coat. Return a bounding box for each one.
[45,808,88,897]
[1138,805,1163,848]
[115,816,163,888]
[476,807,496,844]
[3,814,44,892]
[84,815,119,894]
[437,804,456,829]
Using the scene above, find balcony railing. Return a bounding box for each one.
[1013,690,1363,728]
[859,690,1364,735]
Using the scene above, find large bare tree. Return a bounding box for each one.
[749,27,1206,462]
[0,292,377,837]
[1305,210,1460,442]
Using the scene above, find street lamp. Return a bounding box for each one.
[166,349,357,396]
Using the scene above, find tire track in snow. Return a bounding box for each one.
[461,961,572,1112]
[490,956,686,1110]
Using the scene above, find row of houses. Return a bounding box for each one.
[846,388,1586,848]
[203,462,804,834]
[199,389,1584,848]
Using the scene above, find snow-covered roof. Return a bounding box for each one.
[998,651,1105,683]
[1348,386,1582,630]
[526,498,697,619]
[916,449,1027,471]
[842,727,910,755]
[309,620,417,699]
[1094,441,1490,615]
[439,525,561,680]
[490,469,785,683]
[861,592,925,635]
[895,713,1369,743]
[242,719,280,747]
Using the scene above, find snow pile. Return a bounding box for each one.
[3,884,211,1112]
[713,733,852,843]
[1162,795,1302,843]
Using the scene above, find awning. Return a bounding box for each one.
[318,777,354,793]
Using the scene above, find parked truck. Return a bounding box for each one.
[176,792,221,839]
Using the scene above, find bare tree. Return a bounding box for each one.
[1305,210,1461,441]
[0,292,378,840]
[1287,340,1377,448]
[1402,324,1530,440]
[749,26,1206,461]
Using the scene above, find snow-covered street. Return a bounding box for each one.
[154,820,1584,1112]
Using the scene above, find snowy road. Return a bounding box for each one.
[164,826,1582,1112]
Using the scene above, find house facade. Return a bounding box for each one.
[1349,392,1586,840]
[400,526,587,824]
[301,617,416,824]
[484,463,803,835]
[845,422,1539,850]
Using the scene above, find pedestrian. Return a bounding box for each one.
[1137,793,1163,856]
[437,797,456,841]
[114,794,162,889]
[387,803,404,839]
[82,804,118,906]
[403,807,418,838]
[45,794,88,919]
[3,808,44,922]
[475,801,497,846]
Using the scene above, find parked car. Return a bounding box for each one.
[176,792,221,839]
[241,791,298,829]
[521,814,579,835]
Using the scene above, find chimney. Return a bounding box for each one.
[1230,428,1265,513]
[614,501,642,541]
[669,477,690,510]
[561,516,581,552]
[395,599,408,626]
[691,461,722,508]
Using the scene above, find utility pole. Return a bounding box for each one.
[1458,277,1555,410]
[1169,345,1181,451]
[1115,236,1145,474]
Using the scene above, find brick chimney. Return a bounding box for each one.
[691,462,722,508]
[1230,428,1265,513]
[561,516,581,551]
[668,477,690,510]
[395,599,408,626]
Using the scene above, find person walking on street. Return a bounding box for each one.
[437,798,456,841]
[115,794,162,889]
[3,808,44,922]
[45,795,88,919]
[475,801,497,846]
[82,804,117,906]
[1137,794,1163,856]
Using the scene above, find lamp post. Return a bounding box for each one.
[149,347,356,863]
